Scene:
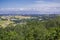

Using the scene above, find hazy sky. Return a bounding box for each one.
[0,0,60,14]
[0,0,60,8]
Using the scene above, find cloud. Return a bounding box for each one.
[37,0,60,2]
[0,0,60,14]
[24,0,60,14]
[0,8,32,11]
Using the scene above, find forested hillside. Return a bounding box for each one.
[0,16,60,40]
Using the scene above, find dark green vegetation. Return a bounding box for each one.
[0,16,60,40]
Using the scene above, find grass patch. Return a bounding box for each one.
[0,20,13,28]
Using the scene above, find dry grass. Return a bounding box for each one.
[0,20,13,28]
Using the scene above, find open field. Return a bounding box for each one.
[0,20,13,28]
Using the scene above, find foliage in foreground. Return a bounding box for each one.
[0,16,60,40]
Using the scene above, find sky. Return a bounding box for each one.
[0,0,60,14]
[0,0,60,8]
